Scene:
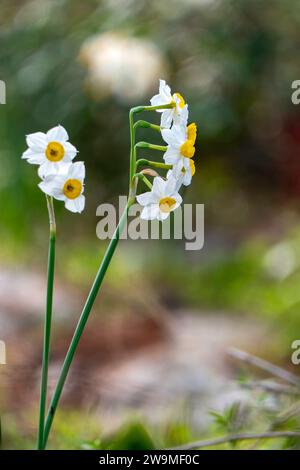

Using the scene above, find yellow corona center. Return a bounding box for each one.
[159,197,177,213]
[63,179,82,199]
[45,141,65,162]
[180,140,195,158]
[187,123,197,145]
[174,92,185,109]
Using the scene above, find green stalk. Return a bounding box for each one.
[42,101,173,449]
[42,198,134,449]
[135,141,167,152]
[37,195,56,449]
[136,159,172,171]
[133,173,153,190]
[128,103,174,191]
[133,120,161,132]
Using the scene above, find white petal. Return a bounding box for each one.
[22,148,46,164]
[161,128,172,146]
[174,124,187,144]
[173,193,183,207]
[158,211,170,221]
[152,177,166,198]
[65,195,85,213]
[26,132,47,151]
[165,174,178,194]
[57,161,73,175]
[68,161,85,180]
[136,191,156,206]
[47,125,69,142]
[150,93,165,111]
[182,171,192,186]
[160,109,174,129]
[159,79,172,100]
[176,104,189,127]
[38,161,57,179]
[161,128,181,147]
[38,178,65,200]
[63,142,78,160]
[167,169,184,191]
[140,204,160,220]
[163,147,181,165]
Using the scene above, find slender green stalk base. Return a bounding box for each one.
[37,195,56,450]
[42,198,134,449]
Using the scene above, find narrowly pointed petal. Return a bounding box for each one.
[47,125,69,142]
[26,132,47,150]
[140,204,160,220]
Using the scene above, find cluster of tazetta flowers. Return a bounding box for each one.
[137,79,197,221]
[22,125,85,213]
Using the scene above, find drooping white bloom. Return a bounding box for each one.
[136,175,182,221]
[161,121,197,166]
[38,162,85,213]
[150,79,188,128]
[22,125,78,178]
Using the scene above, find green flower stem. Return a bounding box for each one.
[133,173,153,190]
[128,103,174,191]
[37,195,56,450]
[135,141,167,152]
[136,159,172,171]
[42,197,135,449]
[133,120,161,132]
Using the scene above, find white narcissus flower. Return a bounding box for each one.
[150,79,188,128]
[161,121,197,166]
[38,162,85,213]
[137,175,182,221]
[22,125,78,178]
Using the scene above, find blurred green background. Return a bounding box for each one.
[1,0,300,450]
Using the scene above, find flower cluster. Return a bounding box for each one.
[22,125,85,213]
[137,80,197,220]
